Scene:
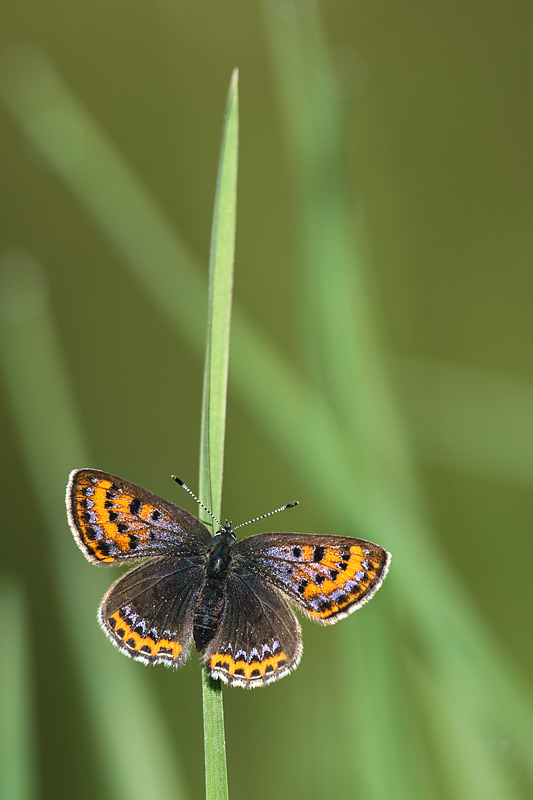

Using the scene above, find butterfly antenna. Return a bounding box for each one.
[172,476,222,528]
[232,500,299,533]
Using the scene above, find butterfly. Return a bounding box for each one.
[66,469,391,688]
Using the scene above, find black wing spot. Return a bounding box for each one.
[315,574,325,585]
[265,664,274,673]
[129,497,142,515]
[108,511,118,522]
[117,523,128,533]
[337,561,349,571]
[126,638,136,648]
[85,526,97,541]
[234,668,245,677]
[98,541,111,556]
[297,580,309,595]
[151,509,161,522]
[313,545,326,563]
[329,569,339,581]
[292,546,302,559]
[104,500,113,509]
[140,645,151,654]
[128,534,139,551]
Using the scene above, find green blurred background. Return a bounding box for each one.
[1,1,531,799]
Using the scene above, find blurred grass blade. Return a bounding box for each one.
[198,69,238,800]
[0,579,37,800]
[395,355,533,485]
[0,45,207,353]
[264,11,420,799]
[0,265,187,800]
[263,7,531,800]
[415,658,515,800]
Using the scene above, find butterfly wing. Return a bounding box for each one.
[234,533,391,624]
[203,567,302,688]
[66,469,212,565]
[99,555,204,666]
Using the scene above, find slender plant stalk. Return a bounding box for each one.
[198,68,239,800]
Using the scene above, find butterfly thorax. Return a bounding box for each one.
[205,526,235,579]
[193,526,236,651]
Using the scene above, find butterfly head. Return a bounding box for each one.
[218,520,236,539]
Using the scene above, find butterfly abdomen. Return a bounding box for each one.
[193,580,226,650]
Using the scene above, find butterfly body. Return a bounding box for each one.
[66,469,391,688]
[193,528,235,650]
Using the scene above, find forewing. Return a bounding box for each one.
[235,533,391,624]
[204,568,302,688]
[67,469,212,564]
[99,556,204,666]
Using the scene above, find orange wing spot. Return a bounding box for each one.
[138,503,158,522]
[111,493,133,511]
[85,543,115,563]
[300,545,315,561]
[210,651,288,680]
[304,578,336,600]
[110,612,182,660]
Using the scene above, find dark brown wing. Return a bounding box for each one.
[99,555,204,666]
[234,533,391,624]
[203,568,302,688]
[66,469,212,565]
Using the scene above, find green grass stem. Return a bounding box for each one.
[198,69,239,800]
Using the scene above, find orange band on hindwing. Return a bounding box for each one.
[107,610,183,661]
[209,649,288,681]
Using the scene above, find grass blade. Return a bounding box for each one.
[0,579,37,800]
[198,68,239,800]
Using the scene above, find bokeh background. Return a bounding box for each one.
[1,2,532,799]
